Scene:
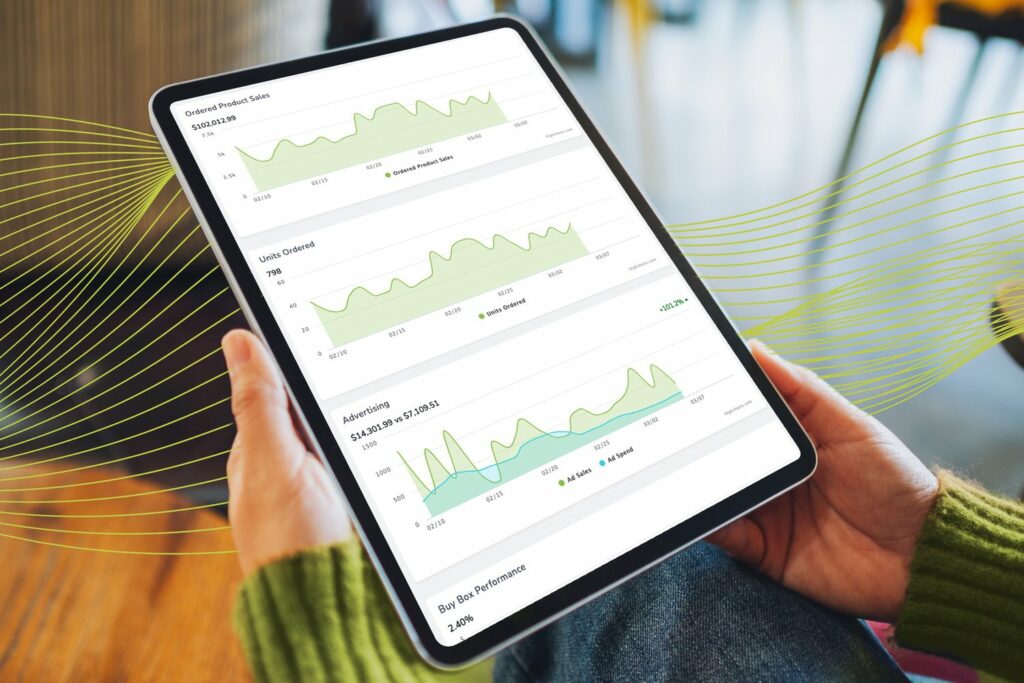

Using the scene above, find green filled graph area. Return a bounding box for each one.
[401,365,683,517]
[313,224,587,347]
[238,94,507,191]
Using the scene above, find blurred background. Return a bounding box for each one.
[1,0,1023,679]
[3,0,1022,500]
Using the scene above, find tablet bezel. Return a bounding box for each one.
[150,16,816,668]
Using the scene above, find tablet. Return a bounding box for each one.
[150,16,815,668]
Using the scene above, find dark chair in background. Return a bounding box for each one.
[810,0,1024,276]
[993,279,1024,368]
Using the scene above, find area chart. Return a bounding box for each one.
[312,224,587,347]
[401,364,683,516]
[239,94,507,190]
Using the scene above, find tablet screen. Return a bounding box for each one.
[168,27,800,645]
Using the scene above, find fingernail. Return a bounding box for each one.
[222,331,251,371]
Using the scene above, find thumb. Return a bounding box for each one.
[222,329,307,472]
[706,517,766,566]
[749,340,874,444]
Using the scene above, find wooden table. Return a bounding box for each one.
[0,461,249,681]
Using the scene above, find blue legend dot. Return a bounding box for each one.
[599,459,606,467]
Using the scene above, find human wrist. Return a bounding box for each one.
[231,462,354,576]
[892,471,941,614]
[233,509,353,576]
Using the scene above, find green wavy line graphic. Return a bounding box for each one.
[0,112,1019,554]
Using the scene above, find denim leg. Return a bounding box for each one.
[493,543,906,682]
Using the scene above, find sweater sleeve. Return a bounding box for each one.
[895,471,1024,680]
[232,541,493,683]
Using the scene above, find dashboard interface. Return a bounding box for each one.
[170,27,800,646]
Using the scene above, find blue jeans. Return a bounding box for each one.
[493,543,906,682]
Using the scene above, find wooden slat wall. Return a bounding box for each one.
[1,0,329,134]
[0,0,329,265]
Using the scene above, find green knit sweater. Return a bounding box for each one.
[233,474,1024,681]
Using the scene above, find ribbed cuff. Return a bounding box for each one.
[233,541,429,683]
[895,472,1024,680]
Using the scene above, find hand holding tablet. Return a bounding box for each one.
[152,17,815,665]
[221,328,939,671]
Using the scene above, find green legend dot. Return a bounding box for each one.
[385,172,391,177]
[558,479,565,487]
[478,313,485,319]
